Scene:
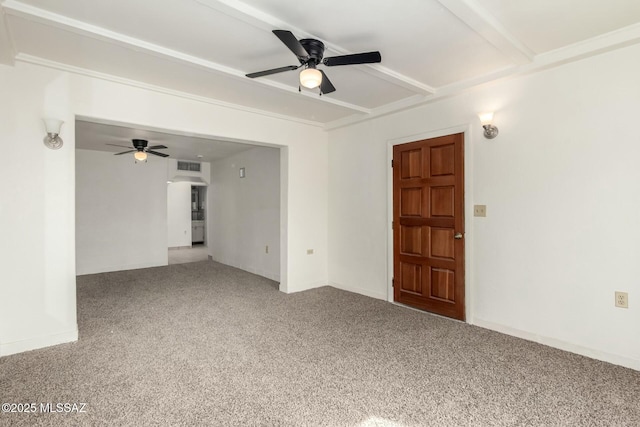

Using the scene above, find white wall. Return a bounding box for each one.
[70,77,328,294]
[0,64,77,356]
[2,45,638,371]
[167,182,192,247]
[327,44,640,370]
[209,147,281,281]
[76,149,168,275]
[0,60,328,356]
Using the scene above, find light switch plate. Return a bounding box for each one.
[474,205,487,217]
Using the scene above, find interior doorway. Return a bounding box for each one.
[191,185,207,245]
[167,181,208,265]
[76,117,286,289]
[392,133,465,320]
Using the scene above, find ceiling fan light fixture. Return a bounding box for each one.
[300,67,322,89]
[134,151,148,162]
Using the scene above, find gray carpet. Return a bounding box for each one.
[1,260,638,426]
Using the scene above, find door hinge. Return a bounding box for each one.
[392,278,394,287]
[391,159,394,168]
[392,221,394,230]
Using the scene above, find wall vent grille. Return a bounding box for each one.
[177,161,201,172]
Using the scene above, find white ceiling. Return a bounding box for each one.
[75,119,258,163]
[2,0,640,129]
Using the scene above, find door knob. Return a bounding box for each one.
[454,233,463,239]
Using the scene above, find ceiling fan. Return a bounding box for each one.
[107,139,169,162]
[246,30,382,95]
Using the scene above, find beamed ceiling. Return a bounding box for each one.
[1,0,640,129]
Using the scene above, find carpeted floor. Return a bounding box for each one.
[1,260,639,426]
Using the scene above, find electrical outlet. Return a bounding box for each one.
[307,249,314,255]
[474,205,487,217]
[615,292,628,308]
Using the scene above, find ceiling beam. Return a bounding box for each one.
[2,0,370,114]
[0,6,16,65]
[17,53,327,127]
[531,21,640,69]
[196,0,435,95]
[326,22,640,130]
[436,0,534,65]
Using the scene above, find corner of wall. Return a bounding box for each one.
[0,327,78,357]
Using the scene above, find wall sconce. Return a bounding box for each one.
[478,112,499,139]
[43,118,64,149]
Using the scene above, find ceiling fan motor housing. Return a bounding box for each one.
[299,39,325,66]
[132,139,148,150]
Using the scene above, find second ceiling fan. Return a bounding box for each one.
[246,30,382,95]
[107,139,169,162]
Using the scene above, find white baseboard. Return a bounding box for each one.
[328,281,387,301]
[0,327,78,357]
[244,266,280,282]
[76,260,167,276]
[210,257,280,282]
[282,280,327,294]
[473,318,640,372]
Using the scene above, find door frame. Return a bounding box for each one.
[386,124,475,322]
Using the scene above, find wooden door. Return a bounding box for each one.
[393,133,465,320]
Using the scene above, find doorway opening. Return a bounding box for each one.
[167,181,208,265]
[75,116,286,288]
[191,185,206,244]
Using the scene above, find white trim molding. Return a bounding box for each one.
[329,281,387,301]
[0,328,78,357]
[473,318,640,372]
